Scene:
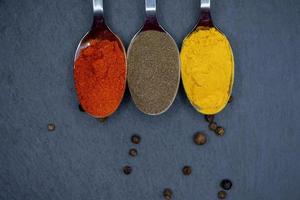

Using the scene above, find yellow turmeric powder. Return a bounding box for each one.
[180,27,234,114]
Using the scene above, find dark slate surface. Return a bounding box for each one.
[0,0,299,199]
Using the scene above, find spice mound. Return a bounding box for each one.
[74,39,126,117]
[180,27,234,114]
[127,30,180,115]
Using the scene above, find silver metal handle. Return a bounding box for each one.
[201,0,210,9]
[93,0,104,16]
[145,0,156,16]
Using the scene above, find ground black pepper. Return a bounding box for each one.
[127,31,180,115]
[182,166,192,176]
[129,148,138,157]
[123,166,132,175]
[220,179,232,190]
[218,191,227,199]
[47,123,55,132]
[131,134,141,144]
[194,132,207,145]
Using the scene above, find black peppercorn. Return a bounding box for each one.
[218,191,227,199]
[220,179,232,190]
[78,104,85,112]
[47,123,55,132]
[194,132,207,145]
[131,134,141,144]
[182,166,192,176]
[209,122,218,131]
[204,115,215,123]
[228,95,233,104]
[123,165,132,175]
[163,188,173,199]
[215,127,225,136]
[129,148,138,157]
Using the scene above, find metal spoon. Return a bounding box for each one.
[181,0,234,115]
[127,0,181,115]
[73,0,127,118]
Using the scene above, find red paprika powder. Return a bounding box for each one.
[74,39,126,118]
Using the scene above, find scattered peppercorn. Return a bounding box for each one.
[164,195,172,200]
[129,148,138,157]
[194,132,207,145]
[215,127,225,136]
[204,115,215,123]
[99,117,108,123]
[78,104,85,112]
[123,165,132,175]
[209,122,218,131]
[218,191,227,199]
[131,134,141,144]
[163,188,173,199]
[182,166,192,176]
[47,123,55,132]
[228,95,233,104]
[220,179,232,190]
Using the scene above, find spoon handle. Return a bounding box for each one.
[198,0,213,27]
[143,0,161,31]
[201,0,210,9]
[93,0,104,16]
[145,0,156,17]
[92,0,106,29]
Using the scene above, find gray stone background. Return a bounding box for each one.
[0,0,299,199]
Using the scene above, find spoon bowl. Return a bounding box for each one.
[74,0,127,119]
[181,0,234,115]
[127,0,181,116]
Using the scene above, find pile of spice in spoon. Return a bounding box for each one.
[180,0,234,115]
[127,31,180,115]
[74,39,126,118]
[73,0,126,119]
[127,0,180,115]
